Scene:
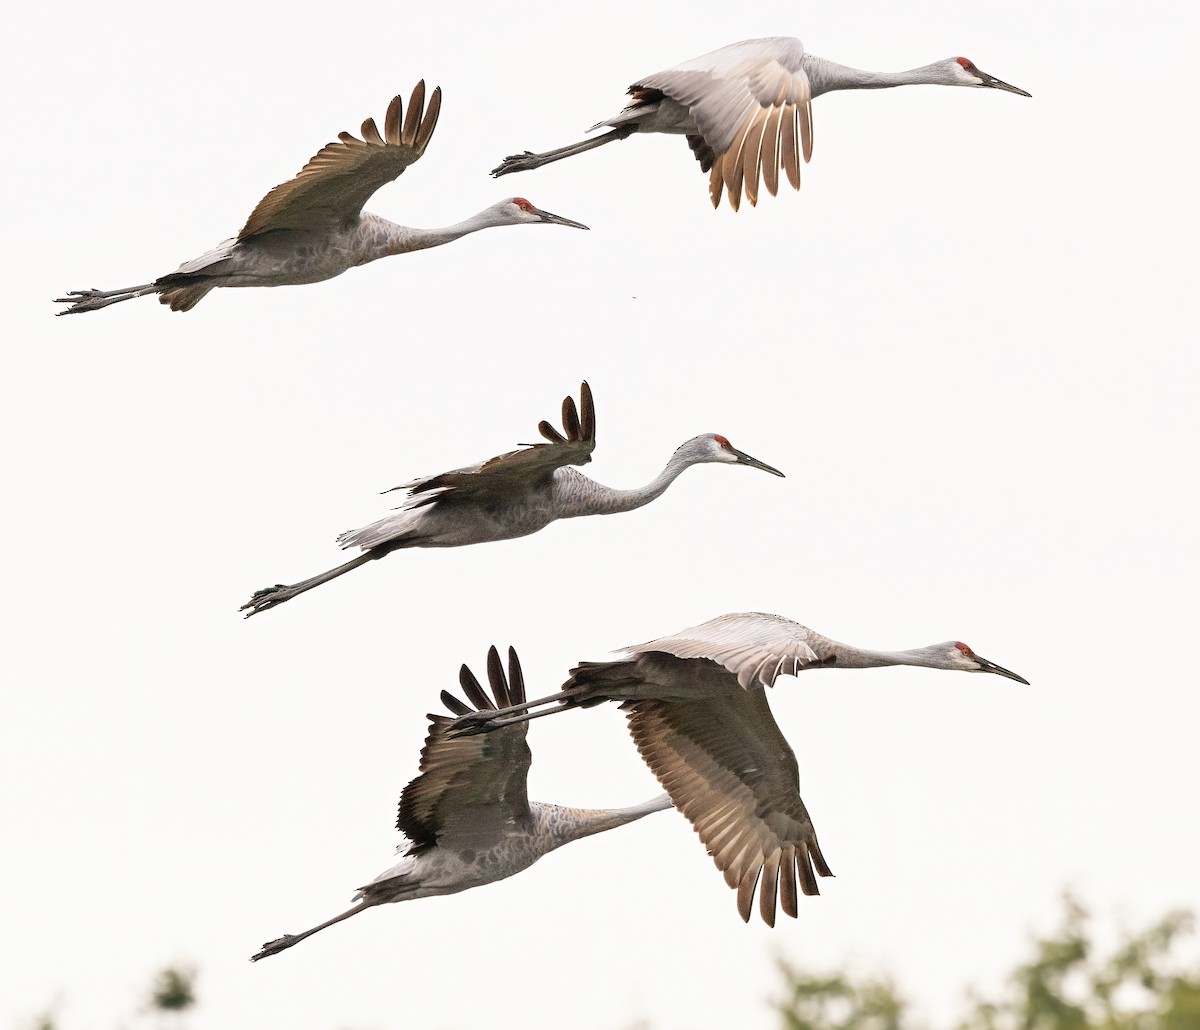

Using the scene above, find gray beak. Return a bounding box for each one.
[975,654,1030,684]
[533,206,590,230]
[979,70,1032,98]
[731,447,785,477]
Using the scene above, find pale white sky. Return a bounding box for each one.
[4,1,1198,1027]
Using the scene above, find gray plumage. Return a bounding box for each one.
[452,612,1029,925]
[492,36,1030,210]
[251,645,670,961]
[240,382,784,616]
[55,82,586,315]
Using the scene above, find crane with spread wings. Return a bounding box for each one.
[55,82,586,314]
[240,382,783,615]
[453,612,1028,925]
[252,645,670,960]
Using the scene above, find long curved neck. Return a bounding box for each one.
[356,209,501,262]
[822,639,948,671]
[533,795,672,844]
[803,55,953,97]
[579,447,700,516]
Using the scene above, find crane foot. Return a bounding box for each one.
[239,584,294,618]
[250,934,298,961]
[490,151,540,177]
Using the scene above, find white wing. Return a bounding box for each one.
[623,612,827,689]
[637,37,813,210]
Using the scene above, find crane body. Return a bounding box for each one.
[241,383,784,615]
[251,646,670,960]
[451,613,1028,925]
[493,37,1030,209]
[55,83,586,314]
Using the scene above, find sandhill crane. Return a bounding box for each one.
[251,646,670,960]
[54,82,587,315]
[492,37,1031,210]
[240,382,783,616]
[452,612,1028,925]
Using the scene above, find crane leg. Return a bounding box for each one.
[250,899,377,961]
[239,550,386,617]
[53,284,158,315]
[448,685,585,736]
[490,127,636,177]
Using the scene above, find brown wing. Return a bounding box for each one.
[397,647,531,853]
[637,37,813,211]
[393,382,597,501]
[623,686,832,926]
[238,82,442,240]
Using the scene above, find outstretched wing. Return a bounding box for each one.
[392,382,597,502]
[238,82,442,240]
[637,37,813,211]
[625,612,831,690]
[397,646,532,853]
[623,685,832,926]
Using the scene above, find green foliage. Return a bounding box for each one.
[148,967,196,1013]
[775,968,910,1030]
[775,897,1200,1030]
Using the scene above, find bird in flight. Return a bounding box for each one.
[493,37,1030,210]
[453,612,1028,924]
[240,382,784,616]
[251,645,670,960]
[55,82,586,315]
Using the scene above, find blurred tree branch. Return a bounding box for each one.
[775,896,1200,1030]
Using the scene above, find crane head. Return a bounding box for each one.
[950,57,1031,97]
[681,434,785,477]
[946,640,1030,682]
[491,197,590,229]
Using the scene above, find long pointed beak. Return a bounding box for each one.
[975,654,1030,684]
[533,206,590,230]
[731,447,785,477]
[979,71,1031,98]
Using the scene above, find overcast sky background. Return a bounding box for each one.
[4,1,1197,1027]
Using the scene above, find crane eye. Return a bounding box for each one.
[954,641,975,657]
[713,434,731,449]
[956,57,976,72]
[513,197,534,212]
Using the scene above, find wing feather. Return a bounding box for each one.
[637,38,813,209]
[623,684,832,926]
[623,612,830,689]
[398,383,597,502]
[397,646,532,853]
[238,81,441,240]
